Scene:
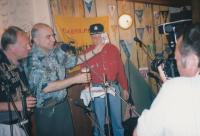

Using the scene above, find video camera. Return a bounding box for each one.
[151,19,192,78]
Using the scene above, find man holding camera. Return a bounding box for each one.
[133,23,200,136]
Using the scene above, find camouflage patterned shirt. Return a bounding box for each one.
[23,44,77,108]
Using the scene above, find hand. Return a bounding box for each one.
[15,96,36,111]
[73,72,91,84]
[26,96,37,111]
[15,100,23,111]
[158,64,167,82]
[93,42,106,54]
[132,128,137,136]
[123,91,129,101]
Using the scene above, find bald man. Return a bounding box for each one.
[23,23,105,136]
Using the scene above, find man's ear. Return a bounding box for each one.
[185,54,199,75]
[32,37,39,45]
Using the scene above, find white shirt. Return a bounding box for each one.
[136,75,200,136]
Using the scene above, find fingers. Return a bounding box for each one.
[15,101,22,111]
[124,91,129,100]
[158,65,167,82]
[26,96,37,108]
[75,72,91,84]
[81,72,91,83]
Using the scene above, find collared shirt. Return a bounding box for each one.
[80,44,128,91]
[0,50,30,122]
[136,75,200,136]
[23,44,77,108]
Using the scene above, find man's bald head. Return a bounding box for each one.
[30,23,56,53]
[31,23,52,41]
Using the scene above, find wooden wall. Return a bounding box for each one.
[49,0,170,69]
[48,1,189,135]
[49,0,172,94]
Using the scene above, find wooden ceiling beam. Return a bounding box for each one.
[117,0,191,6]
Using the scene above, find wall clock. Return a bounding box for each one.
[118,14,133,29]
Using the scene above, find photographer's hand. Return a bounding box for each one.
[158,64,167,82]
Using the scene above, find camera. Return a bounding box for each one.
[150,20,192,78]
[151,54,179,78]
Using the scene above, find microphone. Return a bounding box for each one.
[134,37,142,44]
[74,100,92,113]
[60,43,76,54]
[134,37,154,60]
[119,40,130,58]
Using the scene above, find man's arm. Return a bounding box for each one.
[77,43,106,65]
[43,72,91,93]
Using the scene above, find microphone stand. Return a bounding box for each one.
[73,99,105,136]
[134,37,163,88]
[103,74,111,136]
[134,38,154,61]
[77,53,105,136]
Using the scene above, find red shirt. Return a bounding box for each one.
[80,43,128,91]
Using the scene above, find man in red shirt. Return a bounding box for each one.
[80,24,129,136]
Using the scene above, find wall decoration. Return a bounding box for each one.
[153,11,160,19]
[84,0,93,13]
[136,27,144,40]
[160,10,169,23]
[145,25,153,34]
[108,5,116,17]
[54,16,109,47]
[145,3,151,8]
[135,9,144,23]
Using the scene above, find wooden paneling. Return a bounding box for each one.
[73,0,85,17]
[117,1,136,66]
[60,0,73,16]
[107,0,120,46]
[95,0,108,16]
[49,0,177,87]
[117,0,191,6]
[48,0,193,135]
[49,0,174,67]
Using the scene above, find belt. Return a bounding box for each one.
[1,119,19,125]
[92,80,118,87]
[39,98,66,109]
[35,100,66,117]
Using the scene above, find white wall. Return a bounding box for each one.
[32,0,52,26]
[0,0,52,32]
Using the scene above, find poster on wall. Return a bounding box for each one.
[54,16,109,48]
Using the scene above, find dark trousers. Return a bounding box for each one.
[34,101,74,136]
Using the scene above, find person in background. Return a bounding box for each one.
[133,23,200,136]
[80,23,129,136]
[23,23,105,136]
[0,26,36,136]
